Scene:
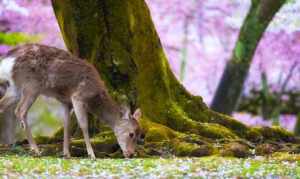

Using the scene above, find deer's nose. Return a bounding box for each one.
[124,151,135,158]
[128,153,134,158]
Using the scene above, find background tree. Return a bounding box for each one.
[211,0,287,115]
[295,113,300,136]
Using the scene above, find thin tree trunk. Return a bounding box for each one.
[295,113,300,136]
[211,0,287,115]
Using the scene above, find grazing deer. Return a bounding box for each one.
[0,44,143,159]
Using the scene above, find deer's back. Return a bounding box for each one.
[9,44,107,103]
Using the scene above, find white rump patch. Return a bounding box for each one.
[0,57,16,84]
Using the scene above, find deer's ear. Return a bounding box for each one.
[132,108,142,121]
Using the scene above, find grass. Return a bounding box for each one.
[0,153,299,178]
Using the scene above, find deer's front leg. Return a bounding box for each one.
[71,97,96,159]
[14,88,39,155]
[62,104,71,158]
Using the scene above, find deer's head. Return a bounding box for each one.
[114,107,144,158]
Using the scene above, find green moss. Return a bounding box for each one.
[137,118,217,157]
[178,133,213,145]
[246,126,295,144]
[145,128,169,142]
[164,102,197,131]
[94,130,115,139]
[245,127,263,142]
[35,135,60,144]
[172,140,213,157]
[209,111,249,136]
[51,128,64,142]
[196,123,238,139]
[234,41,245,62]
[172,141,199,156]
[221,142,250,158]
[258,126,294,142]
[141,118,178,143]
[70,137,119,157]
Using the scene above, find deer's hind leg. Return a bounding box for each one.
[14,87,39,155]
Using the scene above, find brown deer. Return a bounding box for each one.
[0,44,143,159]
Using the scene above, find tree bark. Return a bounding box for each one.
[0,106,16,145]
[211,0,287,115]
[48,0,298,157]
[295,113,300,136]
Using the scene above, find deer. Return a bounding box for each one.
[0,44,143,159]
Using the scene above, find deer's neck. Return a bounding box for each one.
[97,98,123,130]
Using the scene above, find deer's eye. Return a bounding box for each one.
[129,133,134,138]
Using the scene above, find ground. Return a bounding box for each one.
[0,153,299,178]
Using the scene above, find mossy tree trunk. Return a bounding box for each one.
[211,0,287,115]
[48,0,298,157]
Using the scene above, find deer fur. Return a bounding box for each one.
[0,44,142,159]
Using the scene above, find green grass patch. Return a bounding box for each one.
[0,154,299,178]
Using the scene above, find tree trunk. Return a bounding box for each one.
[294,113,300,136]
[48,0,298,157]
[0,106,17,145]
[211,0,287,115]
